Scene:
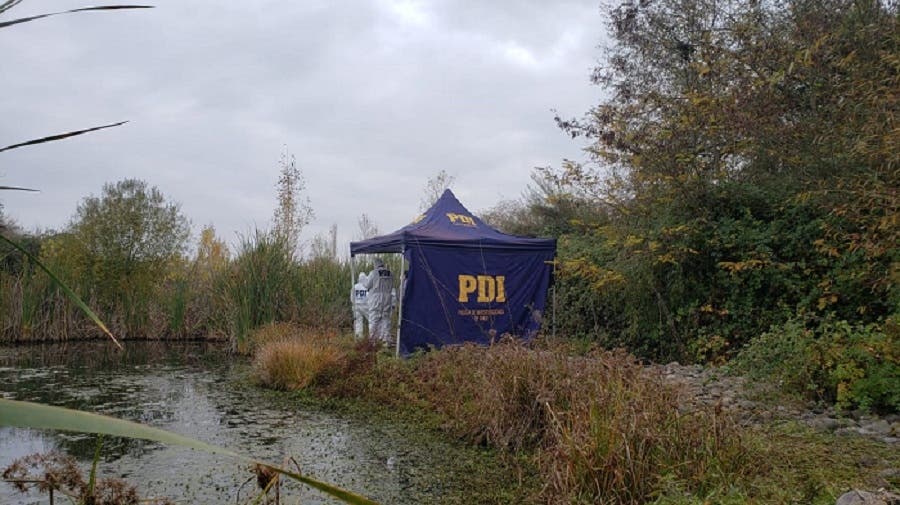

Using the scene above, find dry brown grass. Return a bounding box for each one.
[407,341,752,504]
[251,324,353,391]
[314,338,754,504]
[238,321,294,355]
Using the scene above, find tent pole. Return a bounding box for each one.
[350,255,357,340]
[350,255,356,288]
[395,253,405,357]
[552,284,557,339]
[552,259,557,340]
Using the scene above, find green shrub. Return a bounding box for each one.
[809,318,899,412]
[734,316,899,413]
[544,177,898,365]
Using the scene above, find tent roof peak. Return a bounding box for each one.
[350,188,555,255]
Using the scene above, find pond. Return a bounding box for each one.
[0,342,496,504]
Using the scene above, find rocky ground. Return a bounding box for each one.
[654,362,899,504]
[656,362,899,445]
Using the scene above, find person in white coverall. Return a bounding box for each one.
[364,258,395,346]
[351,272,369,339]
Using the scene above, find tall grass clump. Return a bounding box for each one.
[414,342,750,503]
[250,323,354,390]
[293,257,352,328]
[219,231,297,347]
[317,340,753,503]
[1,236,110,342]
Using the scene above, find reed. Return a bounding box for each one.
[217,230,297,347]
[293,257,352,328]
[1,227,365,344]
[0,239,114,344]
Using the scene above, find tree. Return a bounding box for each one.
[555,0,897,207]
[541,0,898,361]
[309,223,338,260]
[65,179,190,324]
[72,179,189,274]
[272,147,313,253]
[194,224,229,280]
[356,213,379,240]
[481,170,598,237]
[418,169,455,211]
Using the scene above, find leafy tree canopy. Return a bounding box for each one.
[71,178,190,280]
[489,0,898,363]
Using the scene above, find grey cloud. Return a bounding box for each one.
[1,0,602,252]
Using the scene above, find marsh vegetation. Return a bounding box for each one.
[1,0,897,502]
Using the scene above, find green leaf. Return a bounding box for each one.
[0,6,153,29]
[87,435,104,497]
[0,121,128,153]
[0,399,380,505]
[0,1,24,16]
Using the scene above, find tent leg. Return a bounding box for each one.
[552,259,557,339]
[395,254,405,357]
[350,256,357,340]
[552,283,557,339]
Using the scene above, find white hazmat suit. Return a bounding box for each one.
[351,273,369,339]
[364,258,395,346]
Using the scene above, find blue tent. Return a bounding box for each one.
[350,189,556,354]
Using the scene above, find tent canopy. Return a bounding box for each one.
[350,189,555,255]
[350,189,556,354]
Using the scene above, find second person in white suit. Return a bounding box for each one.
[364,258,395,347]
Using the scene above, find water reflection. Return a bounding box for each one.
[0,342,486,504]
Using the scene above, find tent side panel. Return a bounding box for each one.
[398,244,554,353]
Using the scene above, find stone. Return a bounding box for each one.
[860,420,892,436]
[835,489,900,505]
[836,426,864,437]
[878,468,899,480]
[737,399,757,410]
[807,417,841,432]
[837,417,857,428]
[856,455,879,468]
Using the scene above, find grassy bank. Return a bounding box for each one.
[248,326,898,504]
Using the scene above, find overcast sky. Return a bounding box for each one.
[1,0,603,254]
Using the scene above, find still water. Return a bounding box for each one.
[0,342,489,504]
